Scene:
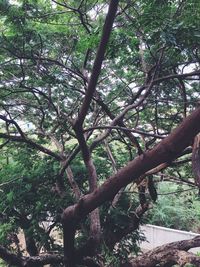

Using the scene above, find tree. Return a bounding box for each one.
[0,0,200,266]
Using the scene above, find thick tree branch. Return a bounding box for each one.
[65,2,120,264]
[192,133,200,188]
[23,253,63,266]
[0,245,23,266]
[122,236,200,267]
[154,69,200,84]
[62,107,200,230]
[0,245,63,267]
[74,0,119,127]
[71,128,101,262]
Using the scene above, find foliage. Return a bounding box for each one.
[0,0,200,266]
[146,182,200,232]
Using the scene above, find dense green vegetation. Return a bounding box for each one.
[147,182,200,232]
[0,0,200,266]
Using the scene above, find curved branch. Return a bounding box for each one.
[0,133,63,161]
[122,236,200,267]
[74,0,119,127]
[91,70,200,145]
[154,70,200,84]
[0,115,26,138]
[62,107,200,229]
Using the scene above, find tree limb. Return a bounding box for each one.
[0,243,63,266]
[62,107,200,242]
[74,0,119,127]
[57,90,200,262]
[122,236,200,267]
[0,245,23,266]
[0,133,63,161]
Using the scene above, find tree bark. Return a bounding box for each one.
[192,133,200,188]
[64,1,120,265]
[63,107,200,224]
[61,107,200,265]
[121,236,200,267]
[74,0,120,127]
[0,245,63,267]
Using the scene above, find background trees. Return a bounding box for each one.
[0,0,200,266]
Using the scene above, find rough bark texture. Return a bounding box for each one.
[2,236,200,267]
[61,107,200,265]
[121,236,200,267]
[62,1,120,266]
[192,133,200,188]
[62,107,200,223]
